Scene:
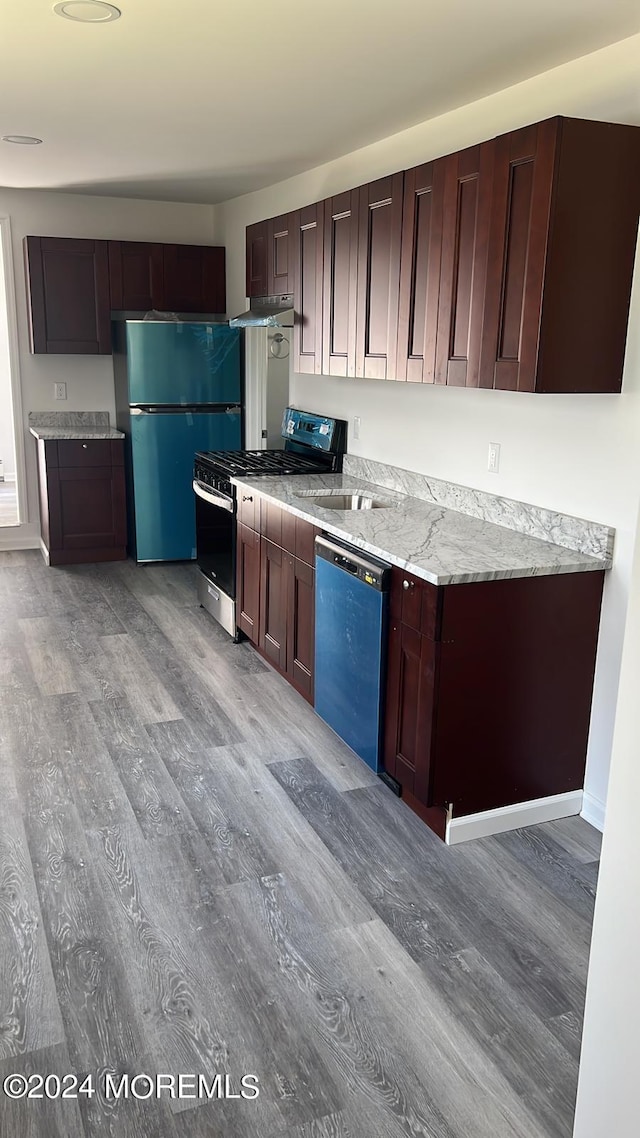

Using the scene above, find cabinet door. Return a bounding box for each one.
[47,465,125,552]
[384,621,437,802]
[292,203,324,375]
[24,236,111,355]
[396,161,445,382]
[287,557,315,702]
[246,221,269,297]
[162,244,226,313]
[108,241,164,311]
[479,120,558,392]
[434,142,494,387]
[268,213,293,295]
[322,190,358,377]
[236,522,261,643]
[260,538,287,669]
[355,174,404,380]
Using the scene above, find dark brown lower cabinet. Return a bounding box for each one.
[260,539,288,670]
[236,522,260,641]
[384,566,605,838]
[235,501,317,702]
[35,438,126,566]
[288,557,315,700]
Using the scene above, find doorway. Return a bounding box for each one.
[0,217,24,528]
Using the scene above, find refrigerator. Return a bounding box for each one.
[113,319,243,562]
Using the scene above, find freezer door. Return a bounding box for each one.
[126,323,242,405]
[130,409,241,562]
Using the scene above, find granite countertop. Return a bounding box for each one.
[30,425,124,440]
[231,472,610,586]
[28,410,124,441]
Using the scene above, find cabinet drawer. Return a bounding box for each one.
[261,498,296,554]
[57,440,114,468]
[390,567,441,640]
[237,488,258,530]
[294,515,320,566]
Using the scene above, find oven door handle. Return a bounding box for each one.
[192,479,235,513]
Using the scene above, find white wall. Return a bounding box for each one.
[216,33,640,823]
[572,494,640,1137]
[0,188,216,542]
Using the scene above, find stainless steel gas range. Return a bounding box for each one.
[193,408,347,637]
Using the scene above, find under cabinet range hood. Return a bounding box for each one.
[229,294,294,329]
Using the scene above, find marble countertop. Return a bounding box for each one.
[231,472,610,586]
[30,425,124,440]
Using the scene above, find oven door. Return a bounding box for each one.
[193,479,236,599]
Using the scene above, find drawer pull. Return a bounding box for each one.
[402,579,414,591]
[242,495,253,502]
[82,443,88,449]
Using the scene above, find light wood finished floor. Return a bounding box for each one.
[0,551,601,1137]
[0,482,18,527]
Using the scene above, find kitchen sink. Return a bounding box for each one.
[300,493,393,510]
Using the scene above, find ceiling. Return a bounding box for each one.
[1,0,639,205]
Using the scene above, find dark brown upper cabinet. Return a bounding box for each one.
[322,190,359,377]
[108,241,164,312]
[268,213,293,295]
[434,142,495,388]
[162,244,226,314]
[396,161,445,383]
[246,220,269,298]
[24,236,112,355]
[479,117,640,394]
[292,203,324,375]
[355,174,404,380]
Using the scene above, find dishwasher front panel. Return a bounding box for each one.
[314,553,388,771]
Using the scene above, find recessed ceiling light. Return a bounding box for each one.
[53,1,121,22]
[2,135,43,145]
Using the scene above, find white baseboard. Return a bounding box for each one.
[0,523,40,551]
[580,791,606,833]
[445,790,584,845]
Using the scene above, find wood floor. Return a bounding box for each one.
[0,482,18,528]
[0,551,601,1138]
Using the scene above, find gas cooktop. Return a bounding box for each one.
[196,448,327,479]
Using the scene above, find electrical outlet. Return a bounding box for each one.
[54,382,67,401]
[487,442,501,473]
[353,416,361,440]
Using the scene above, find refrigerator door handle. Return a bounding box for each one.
[192,479,235,513]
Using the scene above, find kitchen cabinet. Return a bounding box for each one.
[25,236,227,353]
[292,202,324,375]
[355,174,404,379]
[268,213,293,296]
[235,498,318,701]
[396,161,445,382]
[384,566,605,839]
[260,539,288,670]
[322,190,359,377]
[35,438,126,566]
[162,243,226,314]
[246,220,269,298]
[434,142,495,387]
[24,236,111,355]
[108,241,164,312]
[479,117,640,394]
[236,522,260,641]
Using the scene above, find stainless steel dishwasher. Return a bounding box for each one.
[314,535,391,772]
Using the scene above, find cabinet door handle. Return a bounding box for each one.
[402,579,414,590]
[82,443,88,449]
[242,495,253,502]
